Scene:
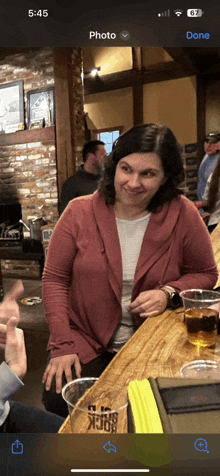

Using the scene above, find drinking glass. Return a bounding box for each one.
[180,289,220,349]
[62,377,128,433]
[180,360,220,378]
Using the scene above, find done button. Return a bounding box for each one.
[186,31,210,39]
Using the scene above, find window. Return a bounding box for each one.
[94,127,124,155]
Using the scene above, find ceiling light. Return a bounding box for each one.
[91,68,99,77]
[83,67,101,78]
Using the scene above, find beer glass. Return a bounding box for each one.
[62,377,128,433]
[180,360,220,378]
[180,289,220,348]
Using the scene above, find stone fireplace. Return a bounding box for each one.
[0,203,22,243]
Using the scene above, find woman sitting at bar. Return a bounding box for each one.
[42,123,218,417]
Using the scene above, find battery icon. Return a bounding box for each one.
[187,9,204,17]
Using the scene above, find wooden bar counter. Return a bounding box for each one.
[59,306,220,433]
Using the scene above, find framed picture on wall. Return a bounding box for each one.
[0,80,24,134]
[27,87,55,129]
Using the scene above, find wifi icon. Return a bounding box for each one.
[174,9,184,16]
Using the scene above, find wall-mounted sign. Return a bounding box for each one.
[27,87,55,129]
[184,143,198,154]
[0,80,24,134]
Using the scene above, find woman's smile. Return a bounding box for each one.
[124,188,144,195]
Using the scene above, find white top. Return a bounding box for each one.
[109,213,151,352]
[203,174,220,226]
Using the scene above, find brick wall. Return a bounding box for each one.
[0,48,57,220]
[0,47,85,279]
[1,141,57,223]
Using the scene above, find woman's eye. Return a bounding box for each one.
[121,166,130,172]
[143,171,155,177]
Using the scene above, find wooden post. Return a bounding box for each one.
[53,48,75,198]
[132,47,144,126]
[133,82,144,126]
[196,75,207,165]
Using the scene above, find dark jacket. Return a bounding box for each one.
[58,165,100,215]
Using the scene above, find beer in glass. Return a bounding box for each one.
[180,290,220,348]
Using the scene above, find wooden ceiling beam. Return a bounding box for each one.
[84,61,195,96]
[163,48,198,74]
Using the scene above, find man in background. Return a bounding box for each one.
[58,140,106,215]
[197,132,220,201]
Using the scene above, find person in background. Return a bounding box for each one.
[58,140,106,215]
[42,123,218,418]
[195,153,220,234]
[197,132,220,201]
[0,281,64,432]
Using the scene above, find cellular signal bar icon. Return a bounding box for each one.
[158,10,170,17]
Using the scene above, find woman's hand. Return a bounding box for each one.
[42,354,82,394]
[127,290,168,318]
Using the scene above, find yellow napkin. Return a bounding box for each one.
[128,379,164,433]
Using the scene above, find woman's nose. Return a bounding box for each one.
[128,174,141,187]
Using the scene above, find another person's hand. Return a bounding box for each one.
[0,280,24,325]
[128,290,168,318]
[42,354,82,394]
[0,316,27,380]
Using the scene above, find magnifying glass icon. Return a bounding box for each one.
[194,439,210,454]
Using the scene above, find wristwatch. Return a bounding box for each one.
[159,286,181,309]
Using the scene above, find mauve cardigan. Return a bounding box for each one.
[42,191,218,363]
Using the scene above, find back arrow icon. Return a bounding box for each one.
[103,441,117,453]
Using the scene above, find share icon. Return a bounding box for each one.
[103,441,117,453]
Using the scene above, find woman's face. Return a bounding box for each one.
[114,152,166,211]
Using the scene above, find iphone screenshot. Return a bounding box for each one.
[0,0,220,474]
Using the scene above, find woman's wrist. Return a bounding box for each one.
[159,288,170,309]
[159,286,181,309]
